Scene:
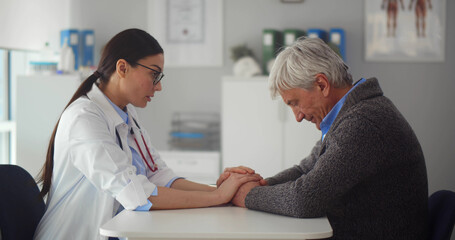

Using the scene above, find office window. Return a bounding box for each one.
[9,50,39,121]
[0,49,5,120]
[0,49,9,164]
[0,49,37,164]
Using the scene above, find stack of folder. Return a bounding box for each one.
[61,29,95,70]
[262,29,283,75]
[169,112,220,151]
[261,27,346,73]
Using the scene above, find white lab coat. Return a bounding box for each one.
[34,84,177,240]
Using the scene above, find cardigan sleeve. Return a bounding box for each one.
[266,140,322,186]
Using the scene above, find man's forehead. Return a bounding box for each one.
[279,89,296,102]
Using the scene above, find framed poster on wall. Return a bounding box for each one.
[365,0,446,62]
[148,0,223,67]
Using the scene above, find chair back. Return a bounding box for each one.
[428,190,455,240]
[0,164,45,240]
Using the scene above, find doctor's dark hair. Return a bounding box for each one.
[38,28,164,198]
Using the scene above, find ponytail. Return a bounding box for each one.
[37,72,100,198]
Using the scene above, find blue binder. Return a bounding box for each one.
[329,28,346,61]
[80,30,95,67]
[61,29,79,70]
[306,28,328,42]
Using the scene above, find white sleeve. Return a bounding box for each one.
[147,147,180,186]
[67,108,156,210]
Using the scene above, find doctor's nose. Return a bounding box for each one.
[154,81,162,91]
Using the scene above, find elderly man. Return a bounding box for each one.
[221,37,428,239]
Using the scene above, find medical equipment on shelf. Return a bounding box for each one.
[169,112,220,151]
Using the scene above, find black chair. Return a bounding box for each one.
[428,190,455,240]
[0,164,45,240]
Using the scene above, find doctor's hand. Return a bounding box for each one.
[231,181,261,208]
[216,166,266,187]
[215,173,263,204]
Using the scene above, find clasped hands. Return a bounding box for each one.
[216,166,267,208]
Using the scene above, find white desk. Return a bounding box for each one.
[100,206,332,240]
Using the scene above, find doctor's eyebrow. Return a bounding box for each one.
[149,64,162,71]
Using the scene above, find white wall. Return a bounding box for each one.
[0,0,70,50]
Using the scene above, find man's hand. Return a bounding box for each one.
[231,181,261,208]
[215,173,263,204]
[216,166,256,187]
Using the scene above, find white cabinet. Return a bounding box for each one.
[221,76,321,178]
[16,74,80,177]
[159,151,220,185]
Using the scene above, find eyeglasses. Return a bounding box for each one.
[135,62,165,85]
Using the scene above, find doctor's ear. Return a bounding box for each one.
[116,59,128,77]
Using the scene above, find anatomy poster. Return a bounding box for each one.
[365,0,446,62]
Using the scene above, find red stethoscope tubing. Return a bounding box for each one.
[133,131,158,172]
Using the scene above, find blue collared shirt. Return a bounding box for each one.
[320,78,366,141]
[106,97,179,212]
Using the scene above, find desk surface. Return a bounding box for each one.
[100,206,332,240]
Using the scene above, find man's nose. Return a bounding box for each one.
[293,109,304,122]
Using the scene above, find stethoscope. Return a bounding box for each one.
[115,118,158,172]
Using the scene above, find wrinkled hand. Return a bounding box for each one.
[231,181,261,208]
[216,166,255,187]
[216,173,263,204]
[217,166,266,187]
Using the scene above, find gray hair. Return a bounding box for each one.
[268,37,353,98]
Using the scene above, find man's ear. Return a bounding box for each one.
[116,59,128,78]
[315,73,330,97]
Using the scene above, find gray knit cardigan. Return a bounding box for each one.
[245,78,428,240]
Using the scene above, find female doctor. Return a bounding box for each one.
[33,29,262,240]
